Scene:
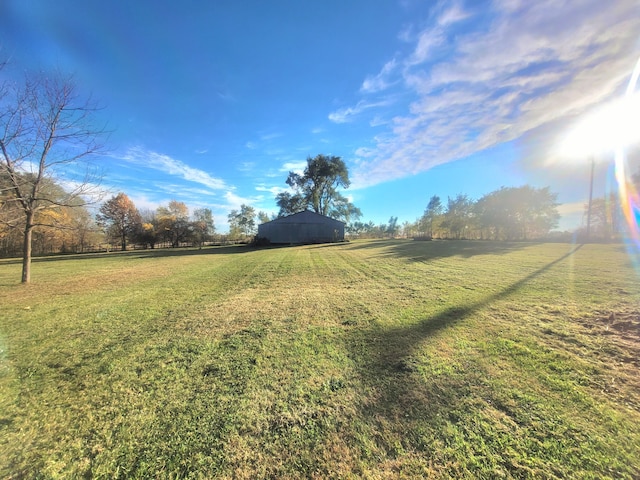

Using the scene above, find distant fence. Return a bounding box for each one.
[0,237,250,259]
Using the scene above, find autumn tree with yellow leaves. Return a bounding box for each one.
[96,193,142,251]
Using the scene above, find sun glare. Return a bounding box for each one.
[558,91,640,159]
[556,55,640,260]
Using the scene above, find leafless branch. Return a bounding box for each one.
[0,63,109,282]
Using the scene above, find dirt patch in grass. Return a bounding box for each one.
[577,309,640,362]
[551,308,640,410]
[594,310,640,342]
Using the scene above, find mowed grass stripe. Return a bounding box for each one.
[0,240,638,478]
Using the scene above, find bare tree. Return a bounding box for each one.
[0,67,106,282]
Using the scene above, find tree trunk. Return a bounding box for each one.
[22,213,34,283]
[121,230,127,251]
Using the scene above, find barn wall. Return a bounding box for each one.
[258,214,345,244]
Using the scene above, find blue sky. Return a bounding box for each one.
[2,0,639,232]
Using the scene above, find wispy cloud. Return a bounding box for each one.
[255,184,288,197]
[120,146,228,191]
[404,3,470,66]
[237,161,256,172]
[345,0,640,188]
[329,99,393,124]
[361,58,399,93]
[260,132,283,141]
[437,2,469,26]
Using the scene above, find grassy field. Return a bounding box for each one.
[0,239,639,479]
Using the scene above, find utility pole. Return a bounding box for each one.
[586,156,595,242]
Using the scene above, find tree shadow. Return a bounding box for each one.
[344,239,540,263]
[306,242,351,249]
[344,244,584,450]
[0,244,253,266]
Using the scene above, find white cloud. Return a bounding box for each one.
[557,201,585,216]
[556,201,586,230]
[328,99,393,123]
[57,178,109,204]
[437,2,470,26]
[120,146,228,191]
[279,161,307,174]
[348,0,640,188]
[224,191,261,211]
[125,193,162,212]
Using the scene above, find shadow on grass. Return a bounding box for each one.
[0,244,255,266]
[344,238,539,262]
[346,244,583,430]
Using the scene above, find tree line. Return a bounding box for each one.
[346,186,562,241]
[0,60,633,283]
[419,186,561,241]
[1,158,631,257]
[348,185,629,242]
[97,194,217,251]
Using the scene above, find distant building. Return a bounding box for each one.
[257,210,345,244]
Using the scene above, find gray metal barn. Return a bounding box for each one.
[257,210,345,244]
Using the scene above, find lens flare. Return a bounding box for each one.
[615,56,640,258]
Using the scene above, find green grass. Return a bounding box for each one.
[1,240,639,478]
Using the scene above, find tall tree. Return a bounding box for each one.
[275,191,307,217]
[330,195,362,225]
[387,216,399,238]
[157,200,191,247]
[522,186,560,239]
[97,193,141,251]
[420,195,443,237]
[63,202,100,253]
[583,194,620,242]
[257,211,271,224]
[475,186,559,240]
[228,204,256,239]
[135,208,159,249]
[442,194,474,239]
[192,207,215,247]
[283,154,353,217]
[475,190,507,240]
[0,68,106,282]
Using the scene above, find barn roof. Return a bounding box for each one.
[260,210,345,226]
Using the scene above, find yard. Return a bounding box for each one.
[0,240,638,478]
